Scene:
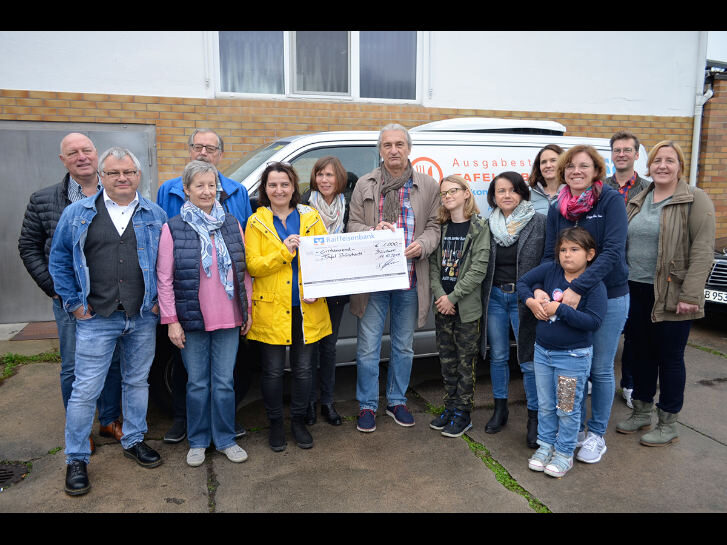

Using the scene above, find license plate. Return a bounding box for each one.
[704,289,727,304]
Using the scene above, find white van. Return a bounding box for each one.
[223,118,649,364]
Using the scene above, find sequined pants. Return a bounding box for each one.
[534,343,592,457]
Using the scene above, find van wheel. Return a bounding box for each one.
[149,326,258,416]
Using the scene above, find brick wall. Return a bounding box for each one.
[699,76,727,239]
[1,87,712,215]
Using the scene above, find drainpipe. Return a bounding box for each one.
[690,31,712,187]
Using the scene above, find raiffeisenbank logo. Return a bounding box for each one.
[412,157,443,180]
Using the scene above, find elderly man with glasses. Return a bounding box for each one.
[50,147,168,496]
[18,133,124,453]
[155,128,252,444]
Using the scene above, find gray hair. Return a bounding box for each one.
[377,123,411,150]
[98,147,142,174]
[188,128,224,152]
[182,160,218,190]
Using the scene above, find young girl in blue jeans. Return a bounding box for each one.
[516,227,607,478]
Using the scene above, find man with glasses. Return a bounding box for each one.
[605,130,648,411]
[50,147,167,496]
[347,123,441,432]
[18,133,124,454]
[606,131,649,205]
[156,128,252,444]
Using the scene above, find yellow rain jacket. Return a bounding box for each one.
[245,204,332,345]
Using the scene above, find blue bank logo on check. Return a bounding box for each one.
[313,237,326,245]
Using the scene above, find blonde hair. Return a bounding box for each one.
[646,140,685,179]
[436,175,479,223]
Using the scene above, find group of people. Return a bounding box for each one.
[17,123,715,496]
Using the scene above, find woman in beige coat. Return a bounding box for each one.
[616,141,715,446]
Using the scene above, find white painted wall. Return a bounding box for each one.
[0,30,713,117]
[425,31,701,117]
[0,31,212,98]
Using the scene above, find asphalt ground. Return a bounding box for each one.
[0,319,725,515]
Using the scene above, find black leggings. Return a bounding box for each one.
[259,309,316,420]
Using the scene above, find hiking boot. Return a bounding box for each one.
[640,408,679,447]
[616,399,653,434]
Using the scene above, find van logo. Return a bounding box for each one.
[412,157,443,181]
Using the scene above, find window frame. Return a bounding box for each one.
[211,31,423,104]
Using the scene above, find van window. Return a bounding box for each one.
[289,145,379,194]
[225,141,291,184]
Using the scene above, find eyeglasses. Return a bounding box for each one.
[439,187,463,198]
[190,144,220,153]
[564,163,594,172]
[612,147,635,155]
[101,169,139,179]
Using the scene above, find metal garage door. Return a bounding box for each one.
[1,120,157,323]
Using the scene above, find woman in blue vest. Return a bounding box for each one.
[157,160,253,468]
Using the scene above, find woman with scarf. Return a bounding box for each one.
[479,171,546,448]
[528,144,565,215]
[301,156,350,426]
[157,160,252,467]
[245,162,331,452]
[535,145,629,465]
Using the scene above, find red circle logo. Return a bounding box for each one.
[412,157,443,181]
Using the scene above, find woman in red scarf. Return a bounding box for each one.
[533,145,629,467]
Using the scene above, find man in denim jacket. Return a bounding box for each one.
[49,147,167,496]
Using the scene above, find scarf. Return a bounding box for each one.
[489,199,535,247]
[180,200,235,299]
[309,190,346,234]
[557,180,603,222]
[380,161,413,223]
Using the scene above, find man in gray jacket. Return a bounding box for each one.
[347,123,441,432]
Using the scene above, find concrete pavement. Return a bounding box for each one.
[0,321,725,513]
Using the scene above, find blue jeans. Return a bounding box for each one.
[580,294,630,436]
[65,310,158,464]
[534,343,592,456]
[52,297,122,425]
[180,327,239,450]
[487,286,537,410]
[356,288,418,411]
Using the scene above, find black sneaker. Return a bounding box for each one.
[441,410,472,438]
[163,419,187,444]
[429,408,453,430]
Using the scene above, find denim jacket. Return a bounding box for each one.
[49,193,167,316]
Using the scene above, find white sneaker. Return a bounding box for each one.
[220,444,248,463]
[622,388,634,409]
[576,432,607,464]
[186,447,206,467]
[576,430,586,447]
[544,452,574,478]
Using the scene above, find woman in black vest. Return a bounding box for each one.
[157,160,252,468]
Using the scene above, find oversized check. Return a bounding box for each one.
[299,229,409,299]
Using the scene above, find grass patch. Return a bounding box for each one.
[687,342,727,360]
[0,351,61,382]
[462,435,551,513]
